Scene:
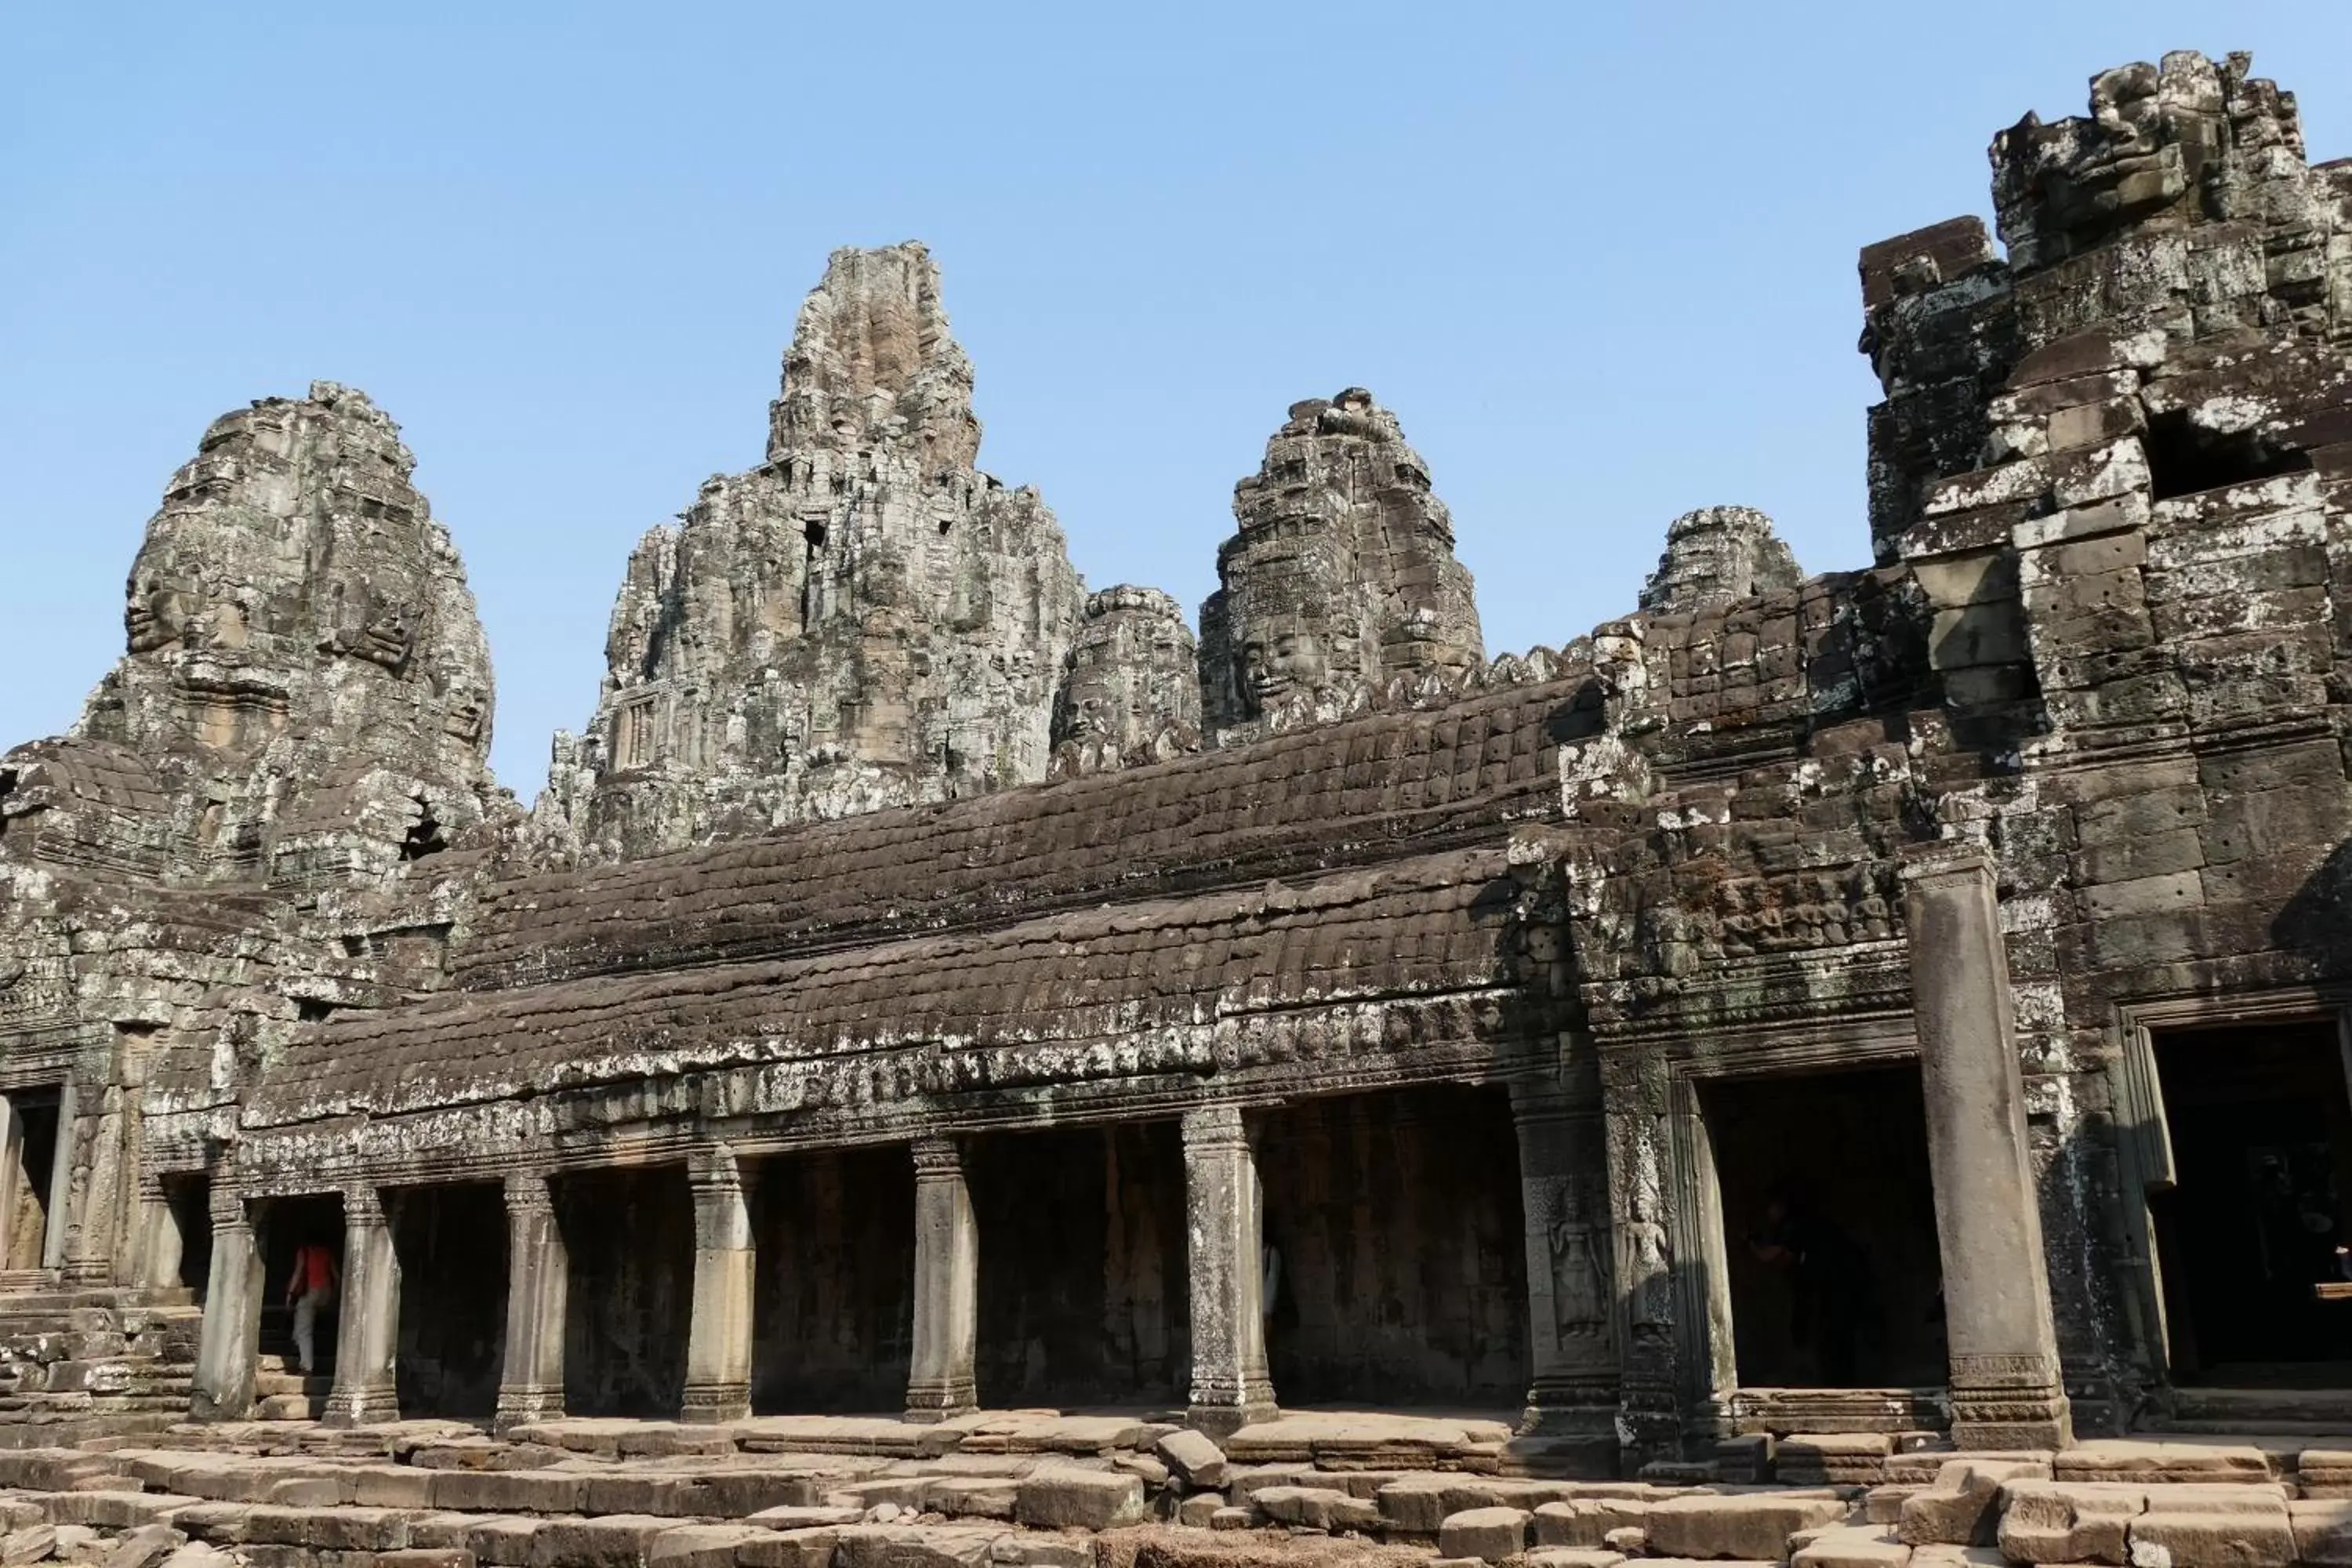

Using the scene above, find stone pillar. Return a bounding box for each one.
[1510,1078,1620,1457]
[189,1185,263,1421]
[134,1173,183,1292]
[905,1137,978,1421]
[41,1083,76,1273]
[0,1095,24,1272]
[1904,845,2072,1450]
[495,1171,568,1433]
[682,1147,754,1422]
[324,1186,401,1427]
[1181,1105,1277,1436]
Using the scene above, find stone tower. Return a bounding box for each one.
[1639,506,1804,615]
[546,243,1089,858]
[1862,49,2352,559]
[71,381,501,886]
[1048,586,1200,779]
[1198,388,1483,736]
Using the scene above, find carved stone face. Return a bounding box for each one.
[126,581,192,654]
[1237,618,1328,712]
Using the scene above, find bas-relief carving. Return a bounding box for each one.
[1538,1169,1610,1348]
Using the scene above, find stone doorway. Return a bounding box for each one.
[392,1182,509,1419]
[161,1173,212,1297]
[1255,1085,1527,1408]
[1700,1063,1947,1392]
[2150,1020,2352,1386]
[258,1193,344,1384]
[967,1122,1189,1409]
[557,1166,692,1418]
[2,1090,63,1273]
[748,1145,915,1414]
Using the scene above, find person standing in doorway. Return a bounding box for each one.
[286,1236,339,1376]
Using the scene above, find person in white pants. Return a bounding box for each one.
[287,1239,339,1375]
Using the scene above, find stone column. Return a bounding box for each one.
[1180,1105,1277,1436]
[495,1171,568,1433]
[324,1186,401,1427]
[1904,845,2072,1450]
[189,1185,263,1421]
[905,1136,978,1421]
[1510,1078,1620,1457]
[0,1095,24,1272]
[41,1083,76,1273]
[134,1174,183,1292]
[682,1146,754,1422]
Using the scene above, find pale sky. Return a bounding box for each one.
[6,3,2349,793]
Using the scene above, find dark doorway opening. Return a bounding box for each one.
[1255,1085,1528,1407]
[393,1182,508,1419]
[163,1173,212,1297]
[1704,1062,1947,1389]
[749,1145,915,1414]
[558,1166,692,1417]
[258,1192,345,1383]
[3,1091,61,1272]
[2151,1020,2352,1385]
[968,1122,1189,1409]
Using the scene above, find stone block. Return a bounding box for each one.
[463,1519,545,1568]
[1899,1459,2052,1546]
[1525,1552,1628,1568]
[922,1476,1018,1520]
[742,1508,862,1531]
[1438,1506,1531,1563]
[1207,1508,1251,1530]
[242,1506,412,1553]
[1645,1494,1853,1561]
[1156,1429,1228,1489]
[47,1495,191,1531]
[1997,1480,2147,1565]
[1252,1485,1380,1532]
[829,1524,1000,1567]
[525,1515,674,1568]
[2129,1501,2294,1568]
[101,1530,183,1568]
[645,1524,766,1568]
[1011,1469,1144,1531]
[732,1530,840,1568]
[347,1464,439,1509]
[434,1471,585,1514]
[2291,1499,2352,1565]
[1792,1526,1911,1568]
[0,1527,54,1566]
[374,1554,477,1568]
[2053,1444,2274,1486]
[1174,1495,1220,1528]
[987,1540,1088,1567]
[261,1476,341,1508]
[162,1505,250,1547]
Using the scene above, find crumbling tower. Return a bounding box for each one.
[546,243,1089,858]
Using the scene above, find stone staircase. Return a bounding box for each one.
[0,1288,201,1446]
[0,1416,2338,1565]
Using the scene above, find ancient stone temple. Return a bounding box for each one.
[3,45,2352,1568]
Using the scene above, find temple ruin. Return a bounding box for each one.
[2,45,2352,1568]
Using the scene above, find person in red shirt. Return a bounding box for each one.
[286,1240,339,1375]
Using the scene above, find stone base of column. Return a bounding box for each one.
[321,1385,400,1428]
[904,1375,977,1424]
[681,1380,752,1424]
[1186,1370,1276,1439]
[1518,1384,1621,1476]
[494,1385,564,1435]
[1950,1354,2072,1450]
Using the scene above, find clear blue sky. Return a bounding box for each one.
[6,4,2349,795]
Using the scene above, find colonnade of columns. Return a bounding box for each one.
[182,1106,1312,1434]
